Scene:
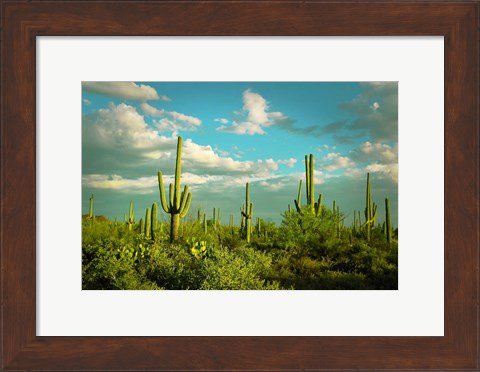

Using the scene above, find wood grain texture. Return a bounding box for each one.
[1,1,478,370]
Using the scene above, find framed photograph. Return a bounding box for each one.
[1,1,478,370]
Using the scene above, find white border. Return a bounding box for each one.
[37,37,444,336]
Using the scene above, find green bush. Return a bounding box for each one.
[200,246,280,290]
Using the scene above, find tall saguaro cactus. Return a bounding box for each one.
[305,154,315,212]
[363,173,377,241]
[296,154,322,216]
[158,136,192,242]
[241,183,254,243]
[385,197,392,244]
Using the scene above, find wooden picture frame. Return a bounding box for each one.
[1,1,478,370]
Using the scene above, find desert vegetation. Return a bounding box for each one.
[82,136,397,290]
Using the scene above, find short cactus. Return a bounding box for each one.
[145,207,151,239]
[151,202,158,241]
[126,200,136,231]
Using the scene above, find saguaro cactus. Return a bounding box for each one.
[158,136,192,242]
[139,218,145,234]
[353,209,357,233]
[385,197,392,244]
[203,213,207,235]
[296,155,322,216]
[127,200,136,231]
[88,194,95,226]
[241,183,254,243]
[305,155,315,212]
[363,173,377,241]
[294,180,303,212]
[145,207,151,239]
[151,202,158,241]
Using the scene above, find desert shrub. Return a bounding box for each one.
[278,206,338,256]
[145,242,204,289]
[82,243,160,290]
[199,246,280,290]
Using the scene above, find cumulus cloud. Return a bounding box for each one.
[350,141,397,164]
[278,158,297,168]
[82,102,173,150]
[216,121,265,135]
[82,174,158,194]
[83,103,296,180]
[83,99,91,105]
[214,118,229,124]
[243,89,269,125]
[216,89,291,135]
[320,153,355,171]
[82,82,170,101]
[317,140,398,182]
[345,163,398,183]
[140,102,202,133]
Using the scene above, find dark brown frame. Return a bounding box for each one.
[1,1,478,370]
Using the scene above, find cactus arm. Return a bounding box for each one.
[297,180,302,207]
[294,199,301,213]
[315,193,323,216]
[158,172,170,213]
[179,185,189,213]
[180,192,192,218]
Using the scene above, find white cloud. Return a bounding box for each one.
[243,89,269,125]
[351,141,397,163]
[83,102,173,150]
[82,174,158,194]
[320,153,355,171]
[278,158,297,168]
[216,121,266,135]
[365,163,398,182]
[214,118,229,124]
[216,90,291,135]
[140,103,202,133]
[83,99,91,105]
[140,102,161,115]
[82,82,169,101]
[83,103,295,182]
[169,111,201,126]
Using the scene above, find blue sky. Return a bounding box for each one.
[82,82,398,226]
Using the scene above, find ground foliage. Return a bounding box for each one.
[82,206,397,290]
